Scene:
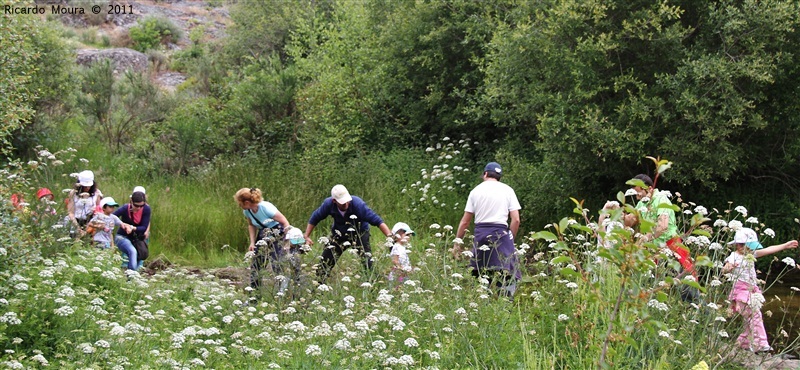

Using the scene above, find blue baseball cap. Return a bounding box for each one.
[484,162,502,176]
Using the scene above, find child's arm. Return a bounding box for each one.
[722,261,737,274]
[754,240,799,258]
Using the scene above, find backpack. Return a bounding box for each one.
[134,237,149,261]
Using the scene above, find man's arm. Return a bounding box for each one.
[509,210,520,239]
[304,224,317,246]
[452,212,474,258]
[377,223,392,238]
[305,200,331,245]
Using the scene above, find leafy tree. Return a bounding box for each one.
[478,0,800,226]
[77,62,172,153]
[367,0,505,147]
[224,0,326,65]
[0,10,39,157]
[288,0,380,161]
[10,21,78,156]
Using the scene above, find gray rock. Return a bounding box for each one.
[76,48,149,74]
[155,72,187,91]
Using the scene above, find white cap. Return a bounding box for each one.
[78,170,94,187]
[99,197,119,208]
[331,184,352,204]
[285,227,305,245]
[727,227,764,250]
[133,186,146,195]
[392,222,415,235]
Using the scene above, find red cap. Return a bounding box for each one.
[36,188,53,200]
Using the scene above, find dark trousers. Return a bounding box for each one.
[250,226,285,290]
[317,228,373,281]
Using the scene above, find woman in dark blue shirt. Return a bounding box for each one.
[113,191,151,270]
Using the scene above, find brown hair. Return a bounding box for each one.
[234,188,263,207]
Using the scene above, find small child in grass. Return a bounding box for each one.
[87,197,132,250]
[388,222,414,284]
[722,227,798,353]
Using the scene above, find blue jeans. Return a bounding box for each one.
[115,235,139,270]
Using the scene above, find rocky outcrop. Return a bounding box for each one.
[155,72,187,91]
[76,48,149,73]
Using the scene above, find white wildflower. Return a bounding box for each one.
[749,293,766,311]
[334,339,351,350]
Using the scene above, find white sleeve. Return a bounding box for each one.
[507,188,521,211]
[464,192,475,213]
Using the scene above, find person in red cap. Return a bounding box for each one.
[36,188,57,216]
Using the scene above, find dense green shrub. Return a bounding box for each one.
[129,16,183,52]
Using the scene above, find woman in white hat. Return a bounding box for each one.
[67,170,103,236]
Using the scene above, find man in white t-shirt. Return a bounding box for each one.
[453,162,522,297]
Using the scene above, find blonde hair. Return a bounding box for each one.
[234,188,263,207]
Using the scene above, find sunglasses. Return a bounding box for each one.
[131,202,145,209]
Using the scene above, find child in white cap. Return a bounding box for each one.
[388,222,414,284]
[722,227,798,353]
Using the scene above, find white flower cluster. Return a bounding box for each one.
[0,312,21,325]
[647,299,669,312]
[384,355,414,366]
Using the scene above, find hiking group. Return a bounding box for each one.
[10,161,795,354]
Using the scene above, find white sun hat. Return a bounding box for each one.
[727,227,764,250]
[391,222,415,235]
[77,170,94,187]
[285,227,305,245]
